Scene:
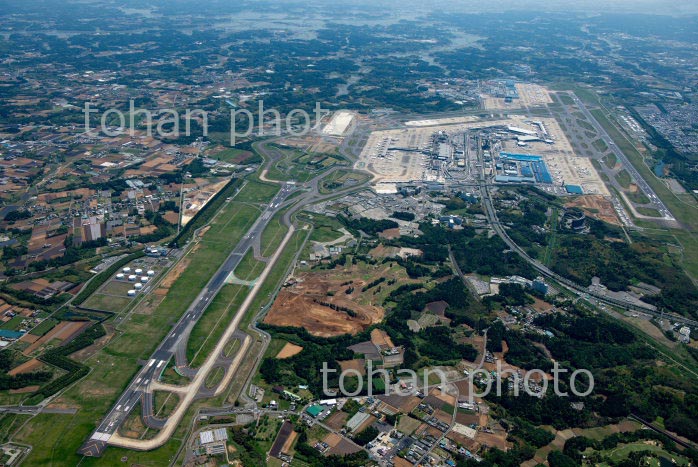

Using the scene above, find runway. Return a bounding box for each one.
[78,183,296,457]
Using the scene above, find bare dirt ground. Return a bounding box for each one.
[264,270,385,337]
[281,431,298,454]
[159,257,191,290]
[339,359,366,376]
[566,195,621,225]
[476,431,510,451]
[9,385,39,394]
[368,244,399,258]
[8,358,43,376]
[22,321,90,356]
[70,325,115,361]
[275,342,304,359]
[370,329,395,348]
[325,411,349,431]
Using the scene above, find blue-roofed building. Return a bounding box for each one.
[565,185,584,194]
[0,329,24,340]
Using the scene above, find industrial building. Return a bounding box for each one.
[494,152,553,184]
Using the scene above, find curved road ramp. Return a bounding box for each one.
[79,189,297,457]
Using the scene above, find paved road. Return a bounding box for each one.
[78,183,297,457]
[569,93,674,221]
[80,132,373,457]
[476,142,697,328]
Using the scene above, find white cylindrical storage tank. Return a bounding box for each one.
[147,270,155,277]
[127,289,136,296]
[128,274,137,281]
[116,273,125,279]
[134,283,143,290]
[140,276,148,283]
[123,267,131,273]
[135,268,143,275]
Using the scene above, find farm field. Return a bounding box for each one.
[11,181,270,466]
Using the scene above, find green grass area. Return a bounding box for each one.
[81,292,133,313]
[319,169,371,194]
[627,190,650,205]
[99,280,138,296]
[0,316,26,331]
[234,179,279,204]
[153,391,179,419]
[575,118,595,133]
[159,358,190,386]
[266,146,346,183]
[234,250,266,281]
[212,148,253,163]
[307,214,345,243]
[636,207,662,217]
[264,339,288,359]
[11,183,272,466]
[602,152,617,168]
[223,338,240,358]
[602,442,690,465]
[29,318,58,337]
[671,230,698,279]
[541,208,559,267]
[591,159,610,182]
[558,94,575,105]
[593,138,609,153]
[204,367,224,389]
[616,169,632,188]
[0,413,31,444]
[260,211,289,258]
[186,284,249,367]
[0,391,28,406]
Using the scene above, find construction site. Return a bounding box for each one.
[264,259,415,337]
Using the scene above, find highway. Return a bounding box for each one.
[79,132,373,456]
[569,93,675,221]
[475,140,698,328]
[78,182,297,457]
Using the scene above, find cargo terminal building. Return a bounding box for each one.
[494,152,553,184]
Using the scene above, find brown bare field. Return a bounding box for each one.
[276,342,304,359]
[339,359,366,376]
[70,325,115,361]
[393,457,413,467]
[323,432,342,448]
[368,244,399,258]
[22,321,90,356]
[8,358,43,376]
[9,385,39,394]
[264,268,387,337]
[52,321,89,341]
[370,329,395,348]
[476,431,510,451]
[431,388,457,407]
[281,430,298,454]
[378,228,401,240]
[19,334,39,344]
[328,438,362,456]
[566,195,620,225]
[324,411,349,431]
[356,415,377,433]
[159,257,191,289]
